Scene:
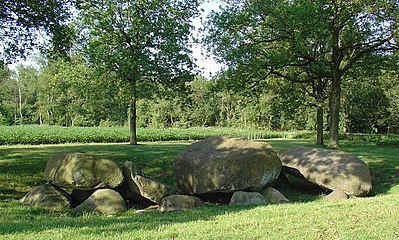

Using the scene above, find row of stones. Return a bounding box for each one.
[20,136,373,214]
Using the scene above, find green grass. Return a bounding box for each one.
[0,139,398,239]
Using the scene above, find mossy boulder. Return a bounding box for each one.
[44,152,123,190]
[72,189,126,215]
[174,136,282,195]
[278,147,372,196]
[20,183,71,211]
[122,161,179,204]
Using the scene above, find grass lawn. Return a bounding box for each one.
[0,139,398,239]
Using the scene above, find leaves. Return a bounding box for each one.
[0,0,75,62]
[78,0,200,87]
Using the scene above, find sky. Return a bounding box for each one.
[9,1,224,77]
[192,0,224,77]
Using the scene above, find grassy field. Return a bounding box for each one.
[0,139,398,239]
[0,125,314,145]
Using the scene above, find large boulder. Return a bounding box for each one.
[72,189,126,215]
[20,183,71,211]
[278,147,372,196]
[122,161,179,204]
[229,191,268,206]
[174,136,282,195]
[159,195,204,212]
[44,152,123,190]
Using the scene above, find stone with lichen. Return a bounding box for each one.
[44,152,123,190]
[72,189,126,215]
[278,147,372,196]
[20,183,71,211]
[122,160,179,204]
[174,136,282,195]
[159,195,203,212]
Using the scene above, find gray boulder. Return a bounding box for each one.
[44,152,123,190]
[324,189,349,202]
[278,147,372,196]
[229,191,268,206]
[20,183,71,211]
[122,161,179,204]
[72,189,126,215]
[174,136,282,195]
[259,187,290,204]
[159,195,204,212]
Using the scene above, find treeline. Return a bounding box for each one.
[1,56,398,134]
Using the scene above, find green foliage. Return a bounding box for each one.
[2,58,398,136]
[383,69,399,134]
[77,0,201,144]
[35,56,128,126]
[0,0,74,62]
[204,0,399,147]
[342,77,390,133]
[77,0,199,84]
[0,64,15,125]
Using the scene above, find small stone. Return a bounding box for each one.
[229,191,268,206]
[159,195,204,212]
[324,189,349,202]
[260,187,290,204]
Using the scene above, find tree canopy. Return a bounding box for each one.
[204,0,399,147]
[0,0,74,62]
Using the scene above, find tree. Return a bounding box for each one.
[188,76,220,127]
[0,63,15,124]
[326,0,398,147]
[383,67,399,134]
[77,0,200,144]
[14,65,40,124]
[36,56,129,126]
[342,76,390,133]
[205,0,398,147]
[1,0,74,62]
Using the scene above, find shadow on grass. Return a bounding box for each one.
[0,200,266,236]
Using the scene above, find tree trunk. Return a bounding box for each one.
[129,80,138,145]
[329,74,341,148]
[329,21,342,149]
[39,112,43,125]
[129,97,137,145]
[18,81,23,124]
[316,103,324,145]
